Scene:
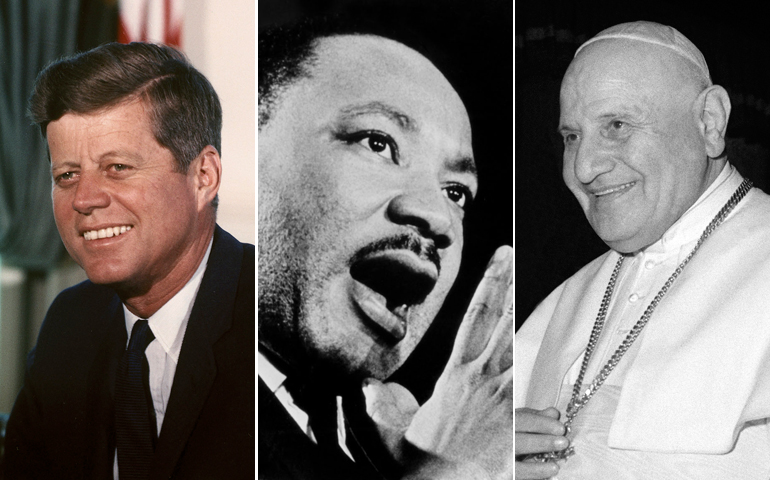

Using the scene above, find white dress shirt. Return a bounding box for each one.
[114,238,212,479]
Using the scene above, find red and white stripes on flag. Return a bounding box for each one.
[118,0,183,47]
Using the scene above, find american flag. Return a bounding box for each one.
[118,0,183,47]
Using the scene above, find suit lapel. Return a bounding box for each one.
[84,293,126,478]
[150,226,243,479]
[259,378,362,480]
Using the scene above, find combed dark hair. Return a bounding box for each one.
[258,15,443,130]
[29,42,222,174]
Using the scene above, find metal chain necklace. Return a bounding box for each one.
[532,178,753,463]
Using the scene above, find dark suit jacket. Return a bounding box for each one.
[258,378,364,480]
[3,226,255,479]
[259,373,409,480]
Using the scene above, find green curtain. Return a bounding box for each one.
[0,0,117,271]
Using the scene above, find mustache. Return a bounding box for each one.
[350,233,441,275]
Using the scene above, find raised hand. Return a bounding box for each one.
[404,245,514,479]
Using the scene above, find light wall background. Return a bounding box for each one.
[185,0,255,244]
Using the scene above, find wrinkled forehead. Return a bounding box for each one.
[313,35,456,93]
[557,41,714,133]
[304,35,472,135]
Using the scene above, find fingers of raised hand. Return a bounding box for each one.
[452,245,513,366]
[478,294,513,373]
[362,379,420,462]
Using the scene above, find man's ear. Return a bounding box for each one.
[192,145,222,211]
[697,85,731,158]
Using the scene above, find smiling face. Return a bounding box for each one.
[258,35,476,381]
[48,99,217,315]
[559,39,723,253]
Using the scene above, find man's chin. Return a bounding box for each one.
[81,266,123,285]
[309,325,411,383]
[69,250,125,282]
[600,229,661,254]
[81,264,140,292]
[591,220,645,253]
[303,279,440,383]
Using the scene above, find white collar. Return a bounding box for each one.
[123,237,213,363]
[644,162,743,255]
[257,351,286,394]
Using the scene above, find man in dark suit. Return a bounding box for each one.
[2,42,254,479]
[258,18,512,480]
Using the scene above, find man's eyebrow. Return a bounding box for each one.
[338,101,418,132]
[51,150,143,169]
[50,160,80,171]
[446,155,478,178]
[596,109,646,124]
[99,150,144,162]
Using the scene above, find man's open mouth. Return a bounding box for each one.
[349,250,438,343]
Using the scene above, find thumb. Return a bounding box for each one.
[362,378,420,462]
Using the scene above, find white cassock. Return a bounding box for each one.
[516,163,770,479]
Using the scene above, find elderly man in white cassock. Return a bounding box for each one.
[515,21,770,480]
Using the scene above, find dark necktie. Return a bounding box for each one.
[115,319,156,479]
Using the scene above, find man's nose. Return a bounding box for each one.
[572,136,615,184]
[386,187,455,249]
[72,172,110,214]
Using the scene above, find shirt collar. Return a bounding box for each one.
[258,350,286,394]
[644,162,743,255]
[123,237,213,363]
